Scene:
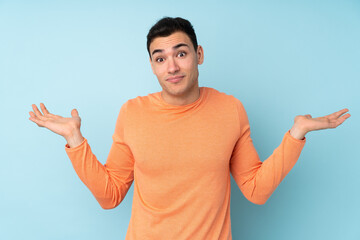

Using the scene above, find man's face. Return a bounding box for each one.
[149,31,204,100]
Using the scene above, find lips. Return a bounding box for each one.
[166,75,184,83]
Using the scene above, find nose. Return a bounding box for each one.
[167,57,180,74]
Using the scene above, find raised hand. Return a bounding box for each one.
[29,103,84,147]
[290,108,351,140]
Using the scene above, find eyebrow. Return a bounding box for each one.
[151,43,190,56]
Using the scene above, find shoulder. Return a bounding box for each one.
[204,87,249,118]
[117,91,160,120]
[122,92,156,109]
[204,86,243,106]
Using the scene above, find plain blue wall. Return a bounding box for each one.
[1,0,359,239]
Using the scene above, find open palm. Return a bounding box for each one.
[294,108,350,133]
[29,103,81,138]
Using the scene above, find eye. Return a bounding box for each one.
[177,51,186,57]
[156,57,164,63]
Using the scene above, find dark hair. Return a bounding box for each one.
[146,17,198,57]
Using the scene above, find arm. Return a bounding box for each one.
[65,103,134,209]
[230,101,350,205]
[230,100,305,205]
[29,103,134,209]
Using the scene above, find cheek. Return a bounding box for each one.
[153,65,165,77]
[185,60,198,75]
[180,59,195,72]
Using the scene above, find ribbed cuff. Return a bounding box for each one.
[65,138,87,152]
[286,130,306,143]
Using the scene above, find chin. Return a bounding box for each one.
[167,89,185,96]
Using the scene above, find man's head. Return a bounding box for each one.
[147,17,204,105]
[147,17,198,58]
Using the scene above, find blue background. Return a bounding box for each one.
[1,0,359,239]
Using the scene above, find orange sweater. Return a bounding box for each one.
[65,87,305,239]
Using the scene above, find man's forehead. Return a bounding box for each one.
[149,31,192,52]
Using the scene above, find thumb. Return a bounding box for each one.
[71,109,79,118]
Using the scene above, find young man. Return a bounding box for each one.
[29,17,350,239]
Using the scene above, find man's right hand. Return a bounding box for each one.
[29,103,84,148]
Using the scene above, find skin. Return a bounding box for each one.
[289,110,351,140]
[29,103,84,147]
[29,31,351,146]
[149,31,204,106]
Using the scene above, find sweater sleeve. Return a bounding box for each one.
[230,99,306,205]
[65,102,135,209]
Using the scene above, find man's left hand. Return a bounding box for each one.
[289,108,351,140]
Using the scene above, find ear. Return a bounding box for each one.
[149,57,155,74]
[197,45,204,65]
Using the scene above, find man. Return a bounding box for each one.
[29,17,350,239]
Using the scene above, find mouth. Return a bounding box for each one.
[166,75,184,83]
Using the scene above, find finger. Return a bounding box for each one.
[334,113,351,127]
[40,103,50,115]
[29,114,45,127]
[325,113,351,129]
[305,114,312,118]
[32,104,43,118]
[30,109,48,122]
[71,109,79,118]
[29,111,36,118]
[327,108,349,119]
